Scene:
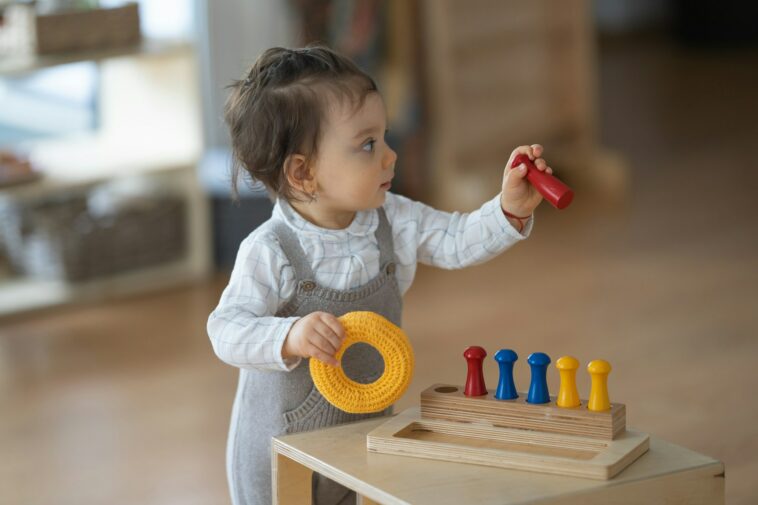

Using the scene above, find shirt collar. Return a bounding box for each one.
[273,198,378,240]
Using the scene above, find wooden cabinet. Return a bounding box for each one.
[420,0,626,210]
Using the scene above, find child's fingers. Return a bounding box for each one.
[319,313,346,341]
[312,321,342,355]
[535,158,548,171]
[307,342,339,367]
[505,162,529,189]
[547,166,553,174]
[509,146,532,167]
[317,313,346,353]
[519,145,534,160]
[508,144,543,167]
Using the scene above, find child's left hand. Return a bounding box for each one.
[501,144,552,221]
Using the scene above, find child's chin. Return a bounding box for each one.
[364,193,386,208]
[350,192,387,212]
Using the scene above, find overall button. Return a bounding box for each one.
[385,263,396,275]
[301,280,316,292]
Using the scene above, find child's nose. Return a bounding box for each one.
[384,145,397,169]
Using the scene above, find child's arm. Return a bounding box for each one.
[207,231,302,371]
[386,145,550,270]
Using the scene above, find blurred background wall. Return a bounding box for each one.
[0,1,756,504]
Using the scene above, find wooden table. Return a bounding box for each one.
[272,410,724,505]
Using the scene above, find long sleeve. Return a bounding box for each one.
[385,192,532,271]
[206,231,302,372]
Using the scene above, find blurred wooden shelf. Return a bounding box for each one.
[0,158,211,318]
[0,41,210,317]
[0,257,204,317]
[0,37,191,77]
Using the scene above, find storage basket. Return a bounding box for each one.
[0,191,186,282]
[34,3,141,55]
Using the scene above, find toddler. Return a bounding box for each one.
[208,45,553,505]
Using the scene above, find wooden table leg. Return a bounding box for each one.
[273,452,313,505]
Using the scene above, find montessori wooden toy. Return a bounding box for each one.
[511,153,574,209]
[556,355,581,408]
[367,348,650,480]
[310,311,414,414]
[493,349,518,400]
[463,346,487,396]
[587,359,612,412]
[526,352,551,404]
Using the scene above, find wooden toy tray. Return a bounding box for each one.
[367,407,649,480]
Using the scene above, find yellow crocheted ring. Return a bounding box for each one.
[310,311,414,414]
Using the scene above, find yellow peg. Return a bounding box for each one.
[556,356,581,408]
[587,359,612,412]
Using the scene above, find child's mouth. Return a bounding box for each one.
[380,181,392,190]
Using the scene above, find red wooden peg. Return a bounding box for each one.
[463,346,488,396]
[511,153,574,209]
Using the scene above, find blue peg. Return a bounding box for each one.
[494,349,519,400]
[527,352,551,404]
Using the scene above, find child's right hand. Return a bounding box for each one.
[282,311,346,367]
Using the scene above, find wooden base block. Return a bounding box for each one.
[367,408,649,480]
[421,384,626,440]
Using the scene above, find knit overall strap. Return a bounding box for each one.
[271,221,315,281]
[271,207,395,283]
[374,207,395,268]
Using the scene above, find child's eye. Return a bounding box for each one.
[362,139,376,153]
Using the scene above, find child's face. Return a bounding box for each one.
[310,91,397,213]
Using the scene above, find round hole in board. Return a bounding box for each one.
[434,386,458,393]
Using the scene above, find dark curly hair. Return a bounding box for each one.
[224,45,378,201]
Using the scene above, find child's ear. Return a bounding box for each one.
[283,154,315,193]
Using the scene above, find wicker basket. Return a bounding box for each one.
[0,191,186,282]
[34,3,141,55]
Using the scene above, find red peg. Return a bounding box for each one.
[511,154,574,209]
[463,346,488,396]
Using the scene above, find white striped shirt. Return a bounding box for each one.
[207,192,532,372]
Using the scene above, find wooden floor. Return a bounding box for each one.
[2,34,757,505]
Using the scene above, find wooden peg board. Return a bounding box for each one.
[421,384,626,440]
[366,384,649,480]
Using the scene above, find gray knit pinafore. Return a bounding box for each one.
[227,207,402,505]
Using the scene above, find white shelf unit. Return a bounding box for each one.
[0,40,211,317]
